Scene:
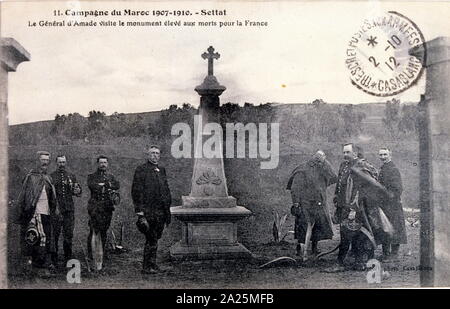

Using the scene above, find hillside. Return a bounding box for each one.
[10,102,386,129]
[8,102,393,146]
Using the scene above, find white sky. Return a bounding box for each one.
[2,1,450,124]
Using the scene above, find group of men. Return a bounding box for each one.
[13,145,172,277]
[13,142,406,277]
[287,143,406,272]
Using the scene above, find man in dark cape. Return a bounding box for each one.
[378,148,407,261]
[329,144,392,272]
[13,151,59,276]
[287,150,337,257]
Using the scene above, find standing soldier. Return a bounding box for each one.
[13,151,59,277]
[132,145,172,274]
[329,143,381,272]
[286,150,337,260]
[50,155,82,266]
[87,155,120,270]
[378,147,407,261]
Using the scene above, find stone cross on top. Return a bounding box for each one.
[202,46,220,76]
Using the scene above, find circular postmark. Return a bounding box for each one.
[345,11,426,97]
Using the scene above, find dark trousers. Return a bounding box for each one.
[142,219,165,270]
[87,209,113,259]
[53,211,75,262]
[20,214,53,268]
[338,227,374,265]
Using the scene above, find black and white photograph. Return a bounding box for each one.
[0,0,449,293]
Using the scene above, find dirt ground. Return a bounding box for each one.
[8,222,421,289]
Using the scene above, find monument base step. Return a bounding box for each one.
[181,196,237,208]
[170,242,252,260]
[171,205,251,221]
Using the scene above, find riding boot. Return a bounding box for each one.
[390,244,400,260]
[142,243,157,274]
[151,245,159,271]
[382,243,391,260]
[87,234,93,260]
[311,241,320,255]
[63,242,73,262]
[47,253,57,274]
[391,244,400,255]
[143,243,151,269]
[51,252,58,267]
[337,245,348,267]
[32,245,47,268]
[296,243,301,256]
[354,253,366,271]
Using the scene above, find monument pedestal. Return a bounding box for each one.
[170,206,252,260]
[170,46,252,260]
[0,38,30,288]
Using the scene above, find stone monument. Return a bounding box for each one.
[0,37,30,288]
[170,46,252,260]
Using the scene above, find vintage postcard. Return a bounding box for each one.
[1,0,449,293]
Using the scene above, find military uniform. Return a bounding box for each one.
[378,161,406,256]
[50,168,81,263]
[334,158,380,267]
[131,161,171,272]
[87,169,120,258]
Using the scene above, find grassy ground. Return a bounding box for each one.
[8,221,420,289]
